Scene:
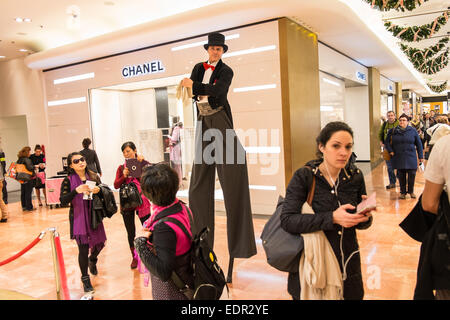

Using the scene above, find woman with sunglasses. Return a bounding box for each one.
[60,152,106,293]
[114,141,151,269]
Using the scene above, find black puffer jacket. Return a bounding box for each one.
[280,159,373,300]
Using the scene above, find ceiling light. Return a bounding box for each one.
[47,96,86,107]
[171,34,240,51]
[222,45,277,58]
[323,78,341,87]
[19,49,28,52]
[24,18,32,23]
[53,72,95,85]
[15,17,23,23]
[233,84,277,92]
[0,56,5,59]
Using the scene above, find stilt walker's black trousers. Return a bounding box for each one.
[188,110,257,259]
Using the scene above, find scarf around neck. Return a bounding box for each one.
[69,173,106,249]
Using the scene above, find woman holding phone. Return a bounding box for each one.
[60,152,106,293]
[280,121,373,300]
[114,141,151,269]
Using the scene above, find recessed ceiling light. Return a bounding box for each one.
[19,49,28,52]
[24,18,32,23]
[0,56,5,59]
[15,17,23,23]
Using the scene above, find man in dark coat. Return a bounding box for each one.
[181,32,257,280]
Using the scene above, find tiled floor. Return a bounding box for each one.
[0,161,424,300]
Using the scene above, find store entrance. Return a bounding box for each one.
[89,74,195,193]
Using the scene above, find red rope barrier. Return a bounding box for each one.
[0,235,43,266]
[53,234,70,300]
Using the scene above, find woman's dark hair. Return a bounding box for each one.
[398,113,409,121]
[34,144,42,151]
[140,163,179,207]
[17,146,31,158]
[316,121,354,158]
[82,138,91,149]
[121,141,137,152]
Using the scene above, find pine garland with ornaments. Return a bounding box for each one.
[364,0,429,12]
[400,37,449,67]
[384,11,449,42]
[427,81,448,93]
[415,49,449,75]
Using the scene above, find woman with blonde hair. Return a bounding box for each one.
[17,146,36,211]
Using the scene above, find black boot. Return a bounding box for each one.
[81,275,94,293]
[88,257,98,275]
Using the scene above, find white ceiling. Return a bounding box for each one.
[0,0,448,97]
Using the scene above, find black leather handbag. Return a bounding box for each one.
[260,169,315,273]
[119,182,143,210]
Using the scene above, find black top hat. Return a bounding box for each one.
[203,32,228,53]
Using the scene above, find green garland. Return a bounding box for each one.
[427,81,448,93]
[400,37,449,66]
[416,49,449,74]
[385,11,449,42]
[364,0,429,12]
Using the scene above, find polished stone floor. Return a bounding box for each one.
[0,161,424,300]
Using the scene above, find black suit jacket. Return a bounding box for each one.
[190,59,234,127]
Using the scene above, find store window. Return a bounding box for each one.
[89,74,194,191]
[387,95,393,112]
[319,71,345,128]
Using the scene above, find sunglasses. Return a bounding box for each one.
[72,157,86,164]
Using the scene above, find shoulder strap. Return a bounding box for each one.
[304,166,316,206]
[150,202,183,226]
[155,217,192,241]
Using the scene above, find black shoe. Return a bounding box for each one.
[0,219,7,223]
[81,275,94,293]
[386,184,395,190]
[88,258,98,276]
[410,193,417,199]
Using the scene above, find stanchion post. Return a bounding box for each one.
[49,228,62,300]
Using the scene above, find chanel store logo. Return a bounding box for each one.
[122,60,165,78]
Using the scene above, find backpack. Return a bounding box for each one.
[119,181,142,210]
[152,202,227,300]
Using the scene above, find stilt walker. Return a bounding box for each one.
[181,32,257,282]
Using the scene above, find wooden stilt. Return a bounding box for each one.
[226,256,234,283]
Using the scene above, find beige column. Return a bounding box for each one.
[368,67,382,163]
[278,18,321,186]
[395,82,402,116]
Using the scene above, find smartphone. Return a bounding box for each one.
[356,192,376,215]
